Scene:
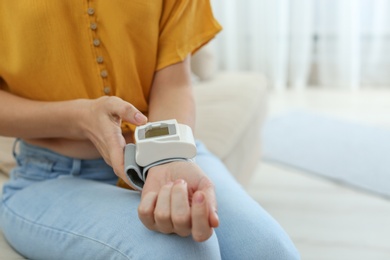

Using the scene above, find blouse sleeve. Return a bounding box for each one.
[156,0,222,71]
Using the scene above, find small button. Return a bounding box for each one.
[100,70,108,78]
[93,39,100,47]
[90,22,97,30]
[87,8,95,15]
[96,56,104,63]
[103,87,111,94]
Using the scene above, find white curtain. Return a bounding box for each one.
[211,0,390,90]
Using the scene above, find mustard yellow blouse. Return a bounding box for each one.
[0,0,221,131]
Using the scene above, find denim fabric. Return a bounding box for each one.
[0,140,300,260]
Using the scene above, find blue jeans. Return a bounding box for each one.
[0,140,299,260]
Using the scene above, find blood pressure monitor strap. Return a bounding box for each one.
[124,144,192,191]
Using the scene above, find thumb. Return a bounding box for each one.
[106,134,127,179]
[110,97,148,125]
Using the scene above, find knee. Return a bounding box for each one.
[250,220,300,259]
[263,230,301,260]
[222,229,300,260]
[218,217,300,260]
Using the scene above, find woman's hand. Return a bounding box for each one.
[138,161,219,242]
[81,96,147,183]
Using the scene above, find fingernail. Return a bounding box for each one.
[214,210,219,221]
[213,214,220,228]
[193,192,204,204]
[174,179,186,185]
[135,112,147,123]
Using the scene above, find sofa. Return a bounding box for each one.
[0,44,268,258]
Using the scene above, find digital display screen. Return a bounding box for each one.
[145,126,170,139]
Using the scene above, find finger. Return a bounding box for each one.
[108,97,147,125]
[209,205,219,228]
[154,182,174,234]
[191,191,213,242]
[199,178,219,228]
[138,192,158,230]
[207,194,219,229]
[171,180,191,237]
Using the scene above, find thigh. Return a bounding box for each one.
[196,142,300,260]
[0,177,221,260]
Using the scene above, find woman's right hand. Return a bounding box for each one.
[80,96,147,185]
[0,90,146,187]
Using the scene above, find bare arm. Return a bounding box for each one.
[148,55,195,130]
[0,90,87,139]
[0,89,147,182]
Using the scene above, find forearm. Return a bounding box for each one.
[148,85,195,129]
[148,56,195,130]
[0,90,87,139]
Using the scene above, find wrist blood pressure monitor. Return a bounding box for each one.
[135,119,197,166]
[124,119,197,190]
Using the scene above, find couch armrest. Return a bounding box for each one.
[0,137,15,176]
[194,72,267,186]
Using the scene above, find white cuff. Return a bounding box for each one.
[124,144,193,191]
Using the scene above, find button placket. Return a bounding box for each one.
[100,70,108,78]
[104,86,111,94]
[93,38,100,46]
[87,7,95,15]
[87,4,111,95]
[90,22,97,30]
[96,56,104,63]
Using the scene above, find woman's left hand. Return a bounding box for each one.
[138,161,219,242]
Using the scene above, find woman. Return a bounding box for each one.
[0,1,299,259]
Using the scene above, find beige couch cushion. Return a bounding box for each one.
[191,43,217,81]
[0,137,15,176]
